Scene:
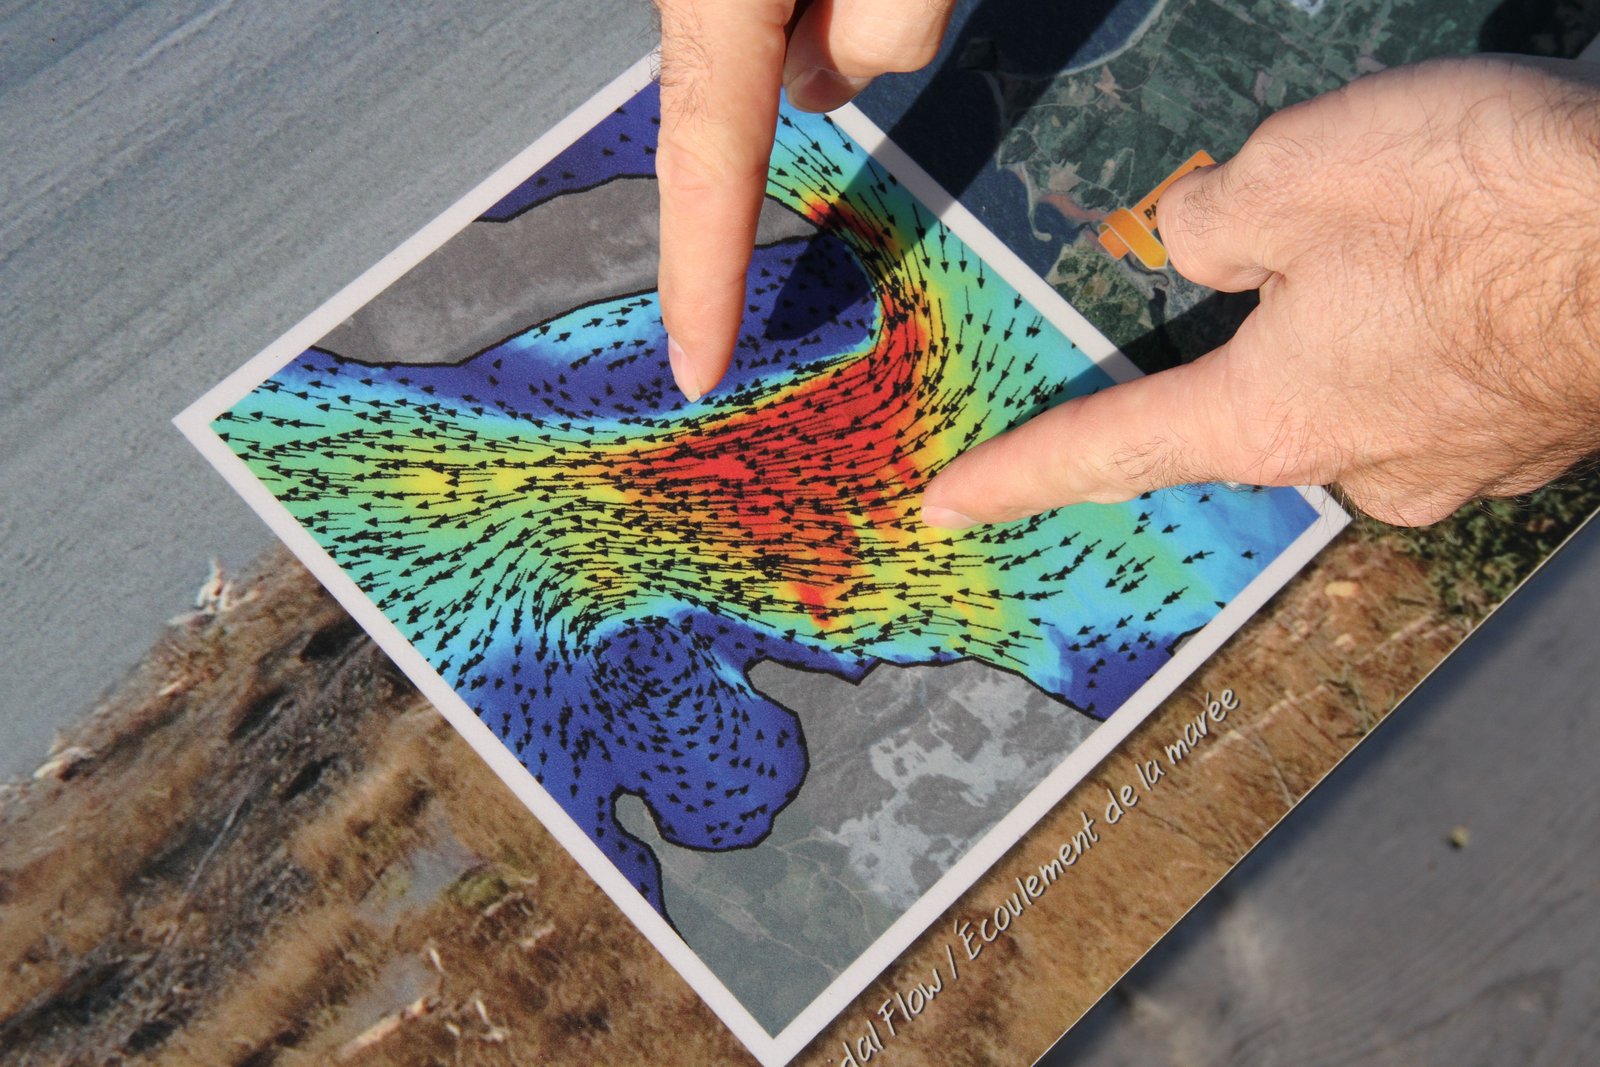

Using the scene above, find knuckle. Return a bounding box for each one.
[832,14,943,74]
[655,137,765,200]
[1225,111,1334,215]
[1223,140,1300,216]
[1157,185,1213,278]
[1154,173,1200,236]
[1154,164,1265,287]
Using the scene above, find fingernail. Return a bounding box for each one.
[784,68,873,113]
[666,336,702,402]
[920,504,979,530]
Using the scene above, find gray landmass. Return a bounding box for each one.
[317,177,818,365]
[617,657,1098,1034]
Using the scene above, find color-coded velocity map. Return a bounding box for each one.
[204,74,1333,1042]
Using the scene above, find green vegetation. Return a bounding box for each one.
[446,866,512,911]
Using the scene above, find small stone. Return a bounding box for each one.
[1447,825,1470,849]
[1324,580,1360,599]
[32,746,93,782]
[519,921,557,951]
[1333,632,1357,650]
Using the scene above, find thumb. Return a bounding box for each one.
[920,345,1254,529]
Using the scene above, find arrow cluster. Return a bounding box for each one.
[218,88,1318,919]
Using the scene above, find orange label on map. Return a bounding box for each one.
[1098,150,1216,270]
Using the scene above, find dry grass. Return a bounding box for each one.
[797,530,1465,1065]
[0,528,1465,1067]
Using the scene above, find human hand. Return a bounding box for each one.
[922,56,1600,529]
[654,0,956,400]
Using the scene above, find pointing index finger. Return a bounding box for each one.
[655,0,796,401]
[920,336,1267,528]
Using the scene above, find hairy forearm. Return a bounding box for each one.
[1487,60,1600,473]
